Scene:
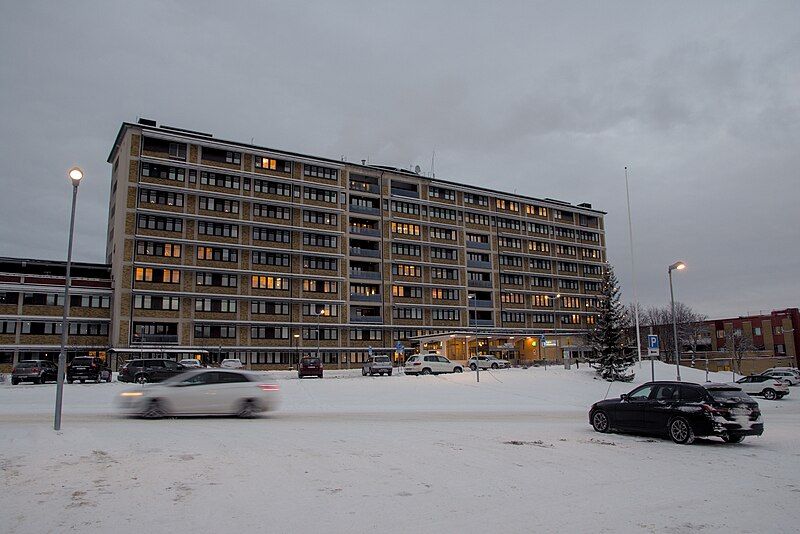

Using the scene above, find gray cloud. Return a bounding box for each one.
[1,0,798,318]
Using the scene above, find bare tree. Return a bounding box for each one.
[634,302,707,362]
[723,329,756,374]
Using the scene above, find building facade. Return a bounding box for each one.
[707,308,799,362]
[0,257,112,367]
[104,119,607,367]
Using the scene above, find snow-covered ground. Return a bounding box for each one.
[1,362,798,533]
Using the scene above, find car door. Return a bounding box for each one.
[614,384,655,430]
[216,372,251,413]
[735,377,756,395]
[166,371,216,414]
[437,356,454,372]
[642,384,680,432]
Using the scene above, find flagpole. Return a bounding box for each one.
[625,166,643,366]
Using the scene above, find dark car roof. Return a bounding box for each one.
[641,381,702,387]
[704,382,739,389]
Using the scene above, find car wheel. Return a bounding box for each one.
[668,417,695,444]
[491,363,499,369]
[237,399,256,418]
[135,374,149,385]
[763,388,777,400]
[454,367,463,373]
[11,378,19,385]
[591,411,611,433]
[362,368,367,376]
[388,370,392,376]
[421,368,432,375]
[142,399,165,419]
[80,379,85,384]
[95,375,102,384]
[723,434,745,444]
[107,374,112,383]
[67,379,73,384]
[470,363,477,371]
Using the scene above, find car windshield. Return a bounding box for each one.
[16,361,37,368]
[707,388,753,401]
[373,357,390,363]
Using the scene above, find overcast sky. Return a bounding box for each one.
[1,1,798,319]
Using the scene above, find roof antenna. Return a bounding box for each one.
[430,149,436,178]
[250,137,254,144]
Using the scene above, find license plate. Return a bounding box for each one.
[732,408,750,416]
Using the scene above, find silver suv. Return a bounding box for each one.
[362,355,393,376]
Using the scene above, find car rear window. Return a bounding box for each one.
[374,357,390,363]
[71,357,93,365]
[707,388,753,401]
[302,358,320,365]
[16,361,37,368]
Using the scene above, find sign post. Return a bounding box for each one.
[647,335,659,382]
[540,334,547,370]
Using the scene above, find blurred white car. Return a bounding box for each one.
[467,355,509,370]
[220,358,244,369]
[761,370,799,386]
[116,369,279,418]
[404,353,463,375]
[731,375,789,400]
[179,359,203,369]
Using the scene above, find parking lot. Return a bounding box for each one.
[1,363,799,533]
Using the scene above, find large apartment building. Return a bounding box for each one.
[105,119,607,367]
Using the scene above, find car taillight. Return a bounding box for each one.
[774,381,784,386]
[258,384,279,391]
[31,367,39,373]
[701,404,728,416]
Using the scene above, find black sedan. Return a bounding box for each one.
[589,381,763,444]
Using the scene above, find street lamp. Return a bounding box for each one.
[468,294,479,383]
[54,166,84,431]
[315,307,325,362]
[668,261,686,381]
[293,333,300,370]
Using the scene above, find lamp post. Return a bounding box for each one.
[293,333,300,370]
[624,167,643,366]
[316,307,325,361]
[668,261,686,381]
[468,293,478,383]
[554,293,562,369]
[54,166,83,431]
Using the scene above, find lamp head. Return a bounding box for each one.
[669,261,686,272]
[67,166,84,186]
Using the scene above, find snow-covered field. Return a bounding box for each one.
[1,362,798,533]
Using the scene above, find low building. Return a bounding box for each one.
[0,258,112,370]
[708,308,799,360]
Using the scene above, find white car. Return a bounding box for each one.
[116,369,279,418]
[179,359,203,369]
[220,358,244,369]
[467,355,509,370]
[731,375,790,400]
[761,370,799,386]
[404,353,463,375]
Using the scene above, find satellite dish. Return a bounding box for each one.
[414,165,421,174]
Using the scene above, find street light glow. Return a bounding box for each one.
[669,261,686,272]
[68,166,84,184]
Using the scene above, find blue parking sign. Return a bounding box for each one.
[647,335,659,350]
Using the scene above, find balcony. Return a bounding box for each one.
[467,260,492,269]
[349,226,381,237]
[132,334,179,344]
[349,204,380,216]
[350,270,382,280]
[349,247,381,258]
[350,293,382,302]
[470,299,493,308]
[466,240,491,250]
[468,279,493,288]
[390,188,419,199]
[349,182,380,194]
[350,315,383,323]
[472,319,494,327]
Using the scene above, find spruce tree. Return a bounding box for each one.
[587,263,635,381]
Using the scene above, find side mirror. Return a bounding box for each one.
[620,394,629,401]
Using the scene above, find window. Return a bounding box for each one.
[134,295,180,310]
[496,199,519,212]
[349,329,382,341]
[584,281,601,292]
[139,189,184,207]
[196,272,238,287]
[67,322,109,336]
[393,307,423,319]
[251,326,290,340]
[0,321,15,334]
[557,245,577,256]
[628,385,654,401]
[464,193,489,206]
[168,142,187,159]
[529,241,550,253]
[195,298,237,313]
[392,264,421,277]
[526,205,548,217]
[531,313,555,323]
[23,292,64,306]
[251,276,287,290]
[391,222,421,236]
[429,206,458,220]
[578,230,600,242]
[303,210,337,225]
[392,285,422,298]
[199,196,239,214]
[255,156,291,173]
[531,276,553,288]
[501,293,524,304]
[754,327,762,336]
[530,258,551,270]
[251,301,290,315]
[303,327,339,340]
[465,212,490,225]
[529,222,551,235]
[774,326,783,335]
[141,162,185,182]
[554,226,576,239]
[303,186,338,203]
[430,227,455,240]
[716,330,725,339]
[0,291,19,305]
[137,215,183,232]
[498,237,521,249]
[431,247,458,260]
[197,246,238,262]
[391,201,420,215]
[500,273,523,285]
[252,251,290,267]
[500,255,523,268]
[466,232,489,244]
[583,264,602,276]
[135,267,180,284]
[253,204,291,219]
[429,186,455,201]
[558,262,579,273]
[137,241,182,258]
[432,309,460,321]
[303,233,338,248]
[198,221,238,237]
[200,172,240,190]
[581,248,601,260]
[497,217,520,231]
[302,280,338,293]
[431,267,458,280]
[253,227,290,243]
[391,243,421,256]
[532,295,552,307]
[303,256,337,270]
[304,164,338,180]
[562,296,580,309]
[432,288,460,300]
[559,279,580,291]
[254,179,292,196]
[194,325,237,339]
[501,312,526,323]
[301,303,338,317]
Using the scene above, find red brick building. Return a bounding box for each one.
[708,308,799,365]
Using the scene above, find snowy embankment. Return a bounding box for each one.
[1,362,798,534]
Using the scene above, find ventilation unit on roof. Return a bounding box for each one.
[577,203,592,209]
[137,118,157,127]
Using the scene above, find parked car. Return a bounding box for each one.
[67,357,111,383]
[220,358,244,369]
[761,367,800,378]
[760,370,798,386]
[118,359,187,384]
[589,381,763,444]
[179,359,204,369]
[116,369,279,418]
[11,360,58,385]
[467,355,509,370]
[362,355,393,376]
[298,357,323,378]
[404,353,464,375]
[731,375,790,400]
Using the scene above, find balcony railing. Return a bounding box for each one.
[349,247,381,258]
[132,334,179,344]
[390,188,419,199]
[350,270,382,280]
[350,315,384,323]
[468,279,493,288]
[350,293,382,302]
[466,240,491,250]
[349,182,380,194]
[349,204,380,215]
[467,260,492,269]
[349,226,381,237]
[470,299,493,308]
